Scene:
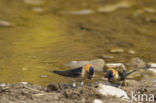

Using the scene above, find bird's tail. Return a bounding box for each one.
[53,70,64,75]
[118,69,137,80]
[125,70,137,77]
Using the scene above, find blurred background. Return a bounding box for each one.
[0,0,155,86]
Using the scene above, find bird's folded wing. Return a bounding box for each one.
[53,67,82,77]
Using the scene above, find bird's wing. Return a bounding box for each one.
[53,67,82,78]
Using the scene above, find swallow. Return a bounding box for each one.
[105,68,136,86]
[52,64,94,87]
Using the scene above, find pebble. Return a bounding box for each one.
[0,83,6,87]
[109,48,124,53]
[0,20,14,27]
[98,0,134,13]
[144,8,156,13]
[127,50,136,54]
[66,59,105,71]
[127,57,145,69]
[93,99,103,103]
[125,80,139,86]
[66,61,89,68]
[104,63,126,70]
[20,82,28,85]
[147,68,156,74]
[102,55,114,59]
[33,7,43,13]
[98,83,129,100]
[147,63,156,68]
[61,9,94,15]
[90,59,105,71]
[40,75,48,78]
[22,67,28,71]
[24,0,44,5]
[127,71,142,79]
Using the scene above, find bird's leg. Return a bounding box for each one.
[80,81,84,86]
[72,80,76,88]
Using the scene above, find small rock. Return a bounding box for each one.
[20,82,28,85]
[127,50,136,54]
[66,59,105,71]
[22,67,28,71]
[98,84,129,100]
[125,80,139,86]
[127,71,142,79]
[93,99,103,103]
[40,75,48,78]
[98,0,134,13]
[104,63,126,70]
[24,0,44,5]
[0,83,6,87]
[144,8,156,13]
[33,7,43,13]
[102,55,114,59]
[147,68,156,75]
[109,48,124,53]
[66,61,89,68]
[127,57,145,69]
[61,9,94,15]
[32,84,42,90]
[0,20,14,27]
[147,63,156,68]
[90,59,105,71]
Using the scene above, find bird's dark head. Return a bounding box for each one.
[105,69,119,82]
[88,66,94,79]
[105,70,113,79]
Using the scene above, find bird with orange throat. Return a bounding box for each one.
[105,68,136,86]
[52,64,94,87]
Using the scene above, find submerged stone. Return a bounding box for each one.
[127,57,145,70]
[40,75,48,78]
[109,48,124,53]
[33,7,44,13]
[147,68,156,75]
[147,63,156,68]
[104,63,126,71]
[24,0,44,5]
[102,55,114,59]
[127,50,136,54]
[66,59,105,71]
[94,99,103,103]
[0,20,14,27]
[98,0,134,13]
[60,9,94,15]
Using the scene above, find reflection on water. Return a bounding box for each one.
[0,0,67,85]
[0,0,155,86]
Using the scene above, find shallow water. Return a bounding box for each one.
[0,0,155,86]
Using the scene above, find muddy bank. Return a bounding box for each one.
[0,81,155,103]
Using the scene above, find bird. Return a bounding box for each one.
[105,68,137,86]
[52,64,94,87]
